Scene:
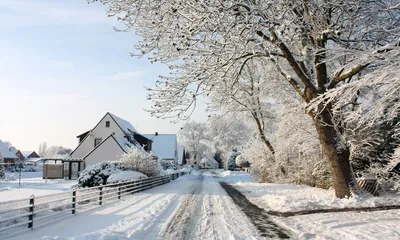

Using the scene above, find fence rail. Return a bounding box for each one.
[0,172,186,239]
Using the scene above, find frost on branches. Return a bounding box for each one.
[119,148,162,177]
[92,0,400,198]
[178,121,211,163]
[227,151,240,171]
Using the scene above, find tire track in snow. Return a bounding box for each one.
[219,182,292,239]
[159,173,263,240]
[157,175,204,240]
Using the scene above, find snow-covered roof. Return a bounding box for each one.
[109,113,138,134]
[177,145,185,164]
[25,158,44,163]
[113,135,142,152]
[200,155,218,165]
[0,139,18,159]
[143,134,177,160]
[22,151,35,158]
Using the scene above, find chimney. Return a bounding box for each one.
[155,132,158,136]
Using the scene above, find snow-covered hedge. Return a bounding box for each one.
[6,164,40,173]
[107,171,147,184]
[120,148,163,177]
[77,162,129,188]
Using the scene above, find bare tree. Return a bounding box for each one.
[91,0,399,198]
[178,121,210,163]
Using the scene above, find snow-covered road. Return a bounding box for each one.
[12,171,272,240]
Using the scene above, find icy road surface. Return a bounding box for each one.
[12,171,285,240]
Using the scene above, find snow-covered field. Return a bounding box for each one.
[0,172,76,202]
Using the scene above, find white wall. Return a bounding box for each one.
[71,113,125,158]
[84,137,125,166]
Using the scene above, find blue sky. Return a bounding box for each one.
[0,0,206,151]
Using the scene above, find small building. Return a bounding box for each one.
[200,155,219,169]
[0,139,18,165]
[22,151,40,159]
[70,112,152,167]
[143,133,178,163]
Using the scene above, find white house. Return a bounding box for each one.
[70,112,152,167]
[200,155,219,169]
[0,139,18,165]
[143,133,178,163]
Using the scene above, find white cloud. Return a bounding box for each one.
[105,71,146,81]
[0,0,111,27]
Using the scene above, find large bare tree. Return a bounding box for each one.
[91,0,399,198]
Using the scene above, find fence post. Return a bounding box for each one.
[118,185,121,200]
[28,195,34,229]
[99,186,103,206]
[72,189,76,214]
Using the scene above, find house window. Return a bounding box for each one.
[94,138,102,147]
[106,121,110,127]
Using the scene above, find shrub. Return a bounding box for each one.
[120,148,162,177]
[77,161,128,188]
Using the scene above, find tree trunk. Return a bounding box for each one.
[253,114,275,155]
[311,108,352,198]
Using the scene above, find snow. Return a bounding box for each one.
[3,170,400,240]
[0,172,76,202]
[21,151,34,158]
[109,112,138,134]
[276,210,400,240]
[107,171,147,184]
[11,171,261,240]
[233,181,400,212]
[24,158,44,164]
[0,139,17,159]
[143,134,177,160]
[113,135,141,152]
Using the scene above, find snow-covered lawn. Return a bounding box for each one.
[0,172,76,202]
[230,175,400,212]
[220,171,400,240]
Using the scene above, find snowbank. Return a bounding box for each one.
[107,171,147,184]
[234,181,400,212]
[219,170,254,184]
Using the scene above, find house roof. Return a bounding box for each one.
[71,112,143,157]
[108,113,138,135]
[178,145,185,165]
[143,134,177,159]
[200,155,218,165]
[22,151,35,158]
[83,134,142,160]
[113,136,142,152]
[0,139,18,159]
[76,130,90,138]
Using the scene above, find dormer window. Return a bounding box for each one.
[106,121,110,127]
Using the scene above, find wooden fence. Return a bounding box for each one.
[0,172,185,239]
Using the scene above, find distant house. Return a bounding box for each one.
[177,145,186,166]
[200,155,219,169]
[0,139,18,165]
[70,112,152,167]
[15,150,25,161]
[22,151,40,159]
[143,133,178,163]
